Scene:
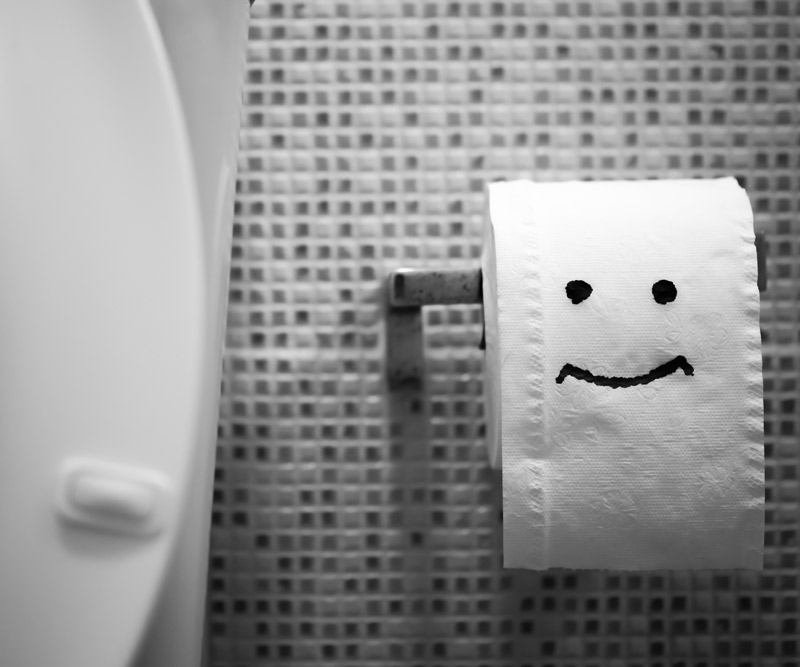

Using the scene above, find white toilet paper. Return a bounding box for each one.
[482,178,763,570]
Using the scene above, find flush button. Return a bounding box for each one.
[70,475,156,521]
[56,458,170,538]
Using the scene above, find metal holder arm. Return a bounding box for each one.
[386,270,483,390]
[386,233,767,390]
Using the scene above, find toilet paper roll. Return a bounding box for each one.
[482,178,763,570]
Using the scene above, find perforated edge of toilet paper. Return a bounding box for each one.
[483,182,547,568]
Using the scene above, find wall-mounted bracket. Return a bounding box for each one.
[387,233,767,390]
[386,270,482,391]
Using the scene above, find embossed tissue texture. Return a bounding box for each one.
[483,178,764,571]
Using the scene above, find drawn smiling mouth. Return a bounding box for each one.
[555,355,694,388]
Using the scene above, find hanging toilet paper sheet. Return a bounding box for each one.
[482,178,763,570]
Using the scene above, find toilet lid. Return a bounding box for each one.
[0,2,206,666]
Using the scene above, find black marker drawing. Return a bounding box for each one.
[652,279,677,304]
[559,278,690,387]
[556,355,694,388]
[565,280,592,304]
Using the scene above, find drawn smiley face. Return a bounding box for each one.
[555,279,694,387]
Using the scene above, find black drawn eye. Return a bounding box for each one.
[566,280,592,304]
[652,279,677,304]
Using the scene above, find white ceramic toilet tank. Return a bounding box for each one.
[0,2,250,666]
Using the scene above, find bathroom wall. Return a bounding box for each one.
[209,1,800,665]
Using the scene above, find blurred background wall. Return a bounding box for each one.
[208,1,800,665]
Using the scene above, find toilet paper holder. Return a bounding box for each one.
[386,232,768,390]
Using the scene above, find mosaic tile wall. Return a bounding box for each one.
[209,1,800,665]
